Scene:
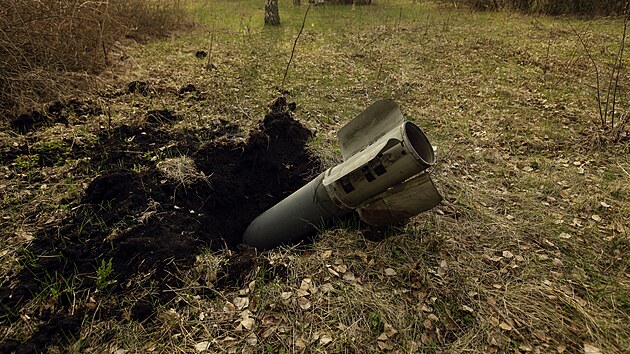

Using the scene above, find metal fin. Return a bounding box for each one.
[357,173,442,227]
[338,99,404,160]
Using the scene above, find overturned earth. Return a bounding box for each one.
[0,98,322,352]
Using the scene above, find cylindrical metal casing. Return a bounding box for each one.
[325,122,436,209]
[243,172,350,250]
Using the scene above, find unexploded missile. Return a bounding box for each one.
[243,99,442,250]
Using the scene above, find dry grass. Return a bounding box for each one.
[0,0,628,353]
[456,0,627,15]
[0,0,186,119]
[157,156,210,187]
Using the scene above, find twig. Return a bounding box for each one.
[356,31,388,54]
[568,20,605,128]
[618,162,630,178]
[543,28,552,79]
[282,4,311,88]
[610,2,629,130]
[206,23,215,70]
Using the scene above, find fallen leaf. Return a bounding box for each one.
[280,292,292,300]
[377,341,393,350]
[428,314,439,321]
[240,317,254,331]
[194,341,210,352]
[223,302,236,312]
[600,201,611,208]
[321,250,333,259]
[355,251,369,263]
[233,297,249,310]
[383,323,398,338]
[300,278,312,291]
[262,314,280,326]
[552,258,563,266]
[591,215,601,222]
[385,268,397,276]
[556,344,566,353]
[321,283,334,293]
[583,343,602,353]
[499,322,512,331]
[295,337,307,349]
[240,309,253,319]
[319,334,333,345]
[502,251,514,258]
[335,264,347,274]
[423,318,433,329]
[327,267,340,277]
[559,232,572,239]
[462,305,474,313]
[297,297,311,310]
[342,272,356,282]
[245,333,257,346]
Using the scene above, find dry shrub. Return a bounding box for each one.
[0,0,186,120]
[458,0,627,15]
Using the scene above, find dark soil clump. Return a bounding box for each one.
[179,84,197,95]
[0,97,320,351]
[10,111,51,134]
[9,99,102,134]
[127,80,151,95]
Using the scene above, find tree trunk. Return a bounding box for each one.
[265,0,280,26]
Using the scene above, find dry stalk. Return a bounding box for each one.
[282,3,312,88]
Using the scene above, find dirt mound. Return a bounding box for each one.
[0,98,320,351]
[9,99,102,134]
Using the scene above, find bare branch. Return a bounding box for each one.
[282,3,312,88]
[568,20,605,128]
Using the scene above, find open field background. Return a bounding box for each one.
[1,0,628,353]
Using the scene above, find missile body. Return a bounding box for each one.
[243,100,442,250]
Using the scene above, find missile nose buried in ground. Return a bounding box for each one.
[243,99,442,250]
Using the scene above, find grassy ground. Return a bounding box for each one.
[1,0,628,352]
